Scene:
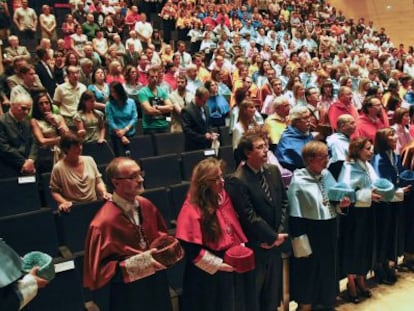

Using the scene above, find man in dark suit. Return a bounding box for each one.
[181,86,218,151]
[124,42,140,67]
[225,133,289,311]
[35,47,57,98]
[0,93,37,177]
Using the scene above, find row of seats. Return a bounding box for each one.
[0,144,235,216]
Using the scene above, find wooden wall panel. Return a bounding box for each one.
[330,0,414,47]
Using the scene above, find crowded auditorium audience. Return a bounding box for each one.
[2,0,414,310]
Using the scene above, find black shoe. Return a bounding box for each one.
[346,285,361,304]
[386,267,397,284]
[356,281,372,298]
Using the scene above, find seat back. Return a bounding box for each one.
[82,141,114,165]
[180,150,215,181]
[0,208,60,257]
[218,126,232,147]
[141,187,173,228]
[40,172,58,210]
[140,154,182,188]
[56,200,103,253]
[153,132,185,155]
[168,182,190,223]
[0,176,42,217]
[218,145,237,175]
[129,135,156,160]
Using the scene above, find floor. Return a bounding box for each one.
[287,269,414,311]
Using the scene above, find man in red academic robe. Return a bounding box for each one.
[83,157,173,311]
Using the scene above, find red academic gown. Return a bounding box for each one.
[176,191,255,311]
[83,197,172,311]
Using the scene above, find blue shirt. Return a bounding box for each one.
[105,98,137,136]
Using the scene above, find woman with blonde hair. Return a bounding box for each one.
[353,78,371,111]
[232,100,257,150]
[106,60,125,84]
[176,158,253,311]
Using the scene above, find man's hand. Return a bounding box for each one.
[29,267,48,288]
[21,159,36,174]
[273,233,289,247]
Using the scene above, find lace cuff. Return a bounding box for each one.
[193,249,223,275]
[15,274,38,310]
[119,251,155,283]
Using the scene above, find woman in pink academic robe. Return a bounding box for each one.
[176,158,255,311]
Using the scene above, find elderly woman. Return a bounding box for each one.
[276,106,314,171]
[50,133,110,212]
[372,128,411,284]
[337,137,381,302]
[176,158,253,311]
[288,141,351,311]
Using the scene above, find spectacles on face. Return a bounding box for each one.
[20,106,31,111]
[114,171,145,180]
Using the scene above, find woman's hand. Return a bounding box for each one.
[218,262,234,272]
[58,201,73,212]
[102,192,112,201]
[339,196,351,208]
[371,189,382,202]
[402,185,412,193]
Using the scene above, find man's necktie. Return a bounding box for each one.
[200,107,206,122]
[259,171,272,202]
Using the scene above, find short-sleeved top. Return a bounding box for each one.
[138,86,169,130]
[73,110,105,142]
[50,156,102,203]
[53,82,87,118]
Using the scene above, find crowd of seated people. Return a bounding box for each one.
[2,0,414,310]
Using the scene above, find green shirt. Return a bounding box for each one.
[138,86,170,130]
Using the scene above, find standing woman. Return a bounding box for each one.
[371,128,411,284]
[31,92,69,172]
[62,14,76,51]
[105,82,137,156]
[70,24,88,58]
[288,141,351,311]
[50,133,110,213]
[392,108,412,155]
[39,5,57,44]
[88,67,110,110]
[232,100,257,150]
[74,90,106,143]
[337,137,381,303]
[176,158,253,311]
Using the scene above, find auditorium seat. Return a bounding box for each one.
[40,172,58,210]
[168,182,190,224]
[140,154,182,189]
[218,126,232,147]
[141,187,173,229]
[218,145,237,174]
[0,208,60,257]
[56,200,103,254]
[128,134,156,160]
[82,141,114,165]
[153,132,185,155]
[0,161,20,178]
[180,150,216,181]
[0,176,42,217]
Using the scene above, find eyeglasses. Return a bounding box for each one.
[114,171,145,180]
[20,106,31,111]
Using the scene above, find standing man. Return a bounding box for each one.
[12,0,37,43]
[138,67,173,134]
[328,86,359,131]
[53,65,87,127]
[0,93,37,176]
[226,133,289,311]
[169,75,194,133]
[181,87,217,151]
[326,114,356,180]
[83,157,173,311]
